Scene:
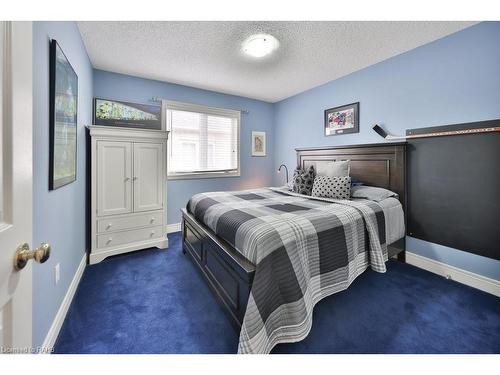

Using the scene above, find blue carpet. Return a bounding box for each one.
[54,232,500,354]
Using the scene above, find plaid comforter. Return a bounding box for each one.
[187,187,388,354]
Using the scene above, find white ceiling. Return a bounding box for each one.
[78,21,476,103]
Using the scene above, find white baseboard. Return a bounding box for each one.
[167,222,181,233]
[42,253,87,351]
[406,251,500,297]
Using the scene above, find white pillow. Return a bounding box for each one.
[351,185,398,202]
[316,160,350,177]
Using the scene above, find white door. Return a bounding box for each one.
[97,141,133,216]
[0,22,35,351]
[133,142,163,212]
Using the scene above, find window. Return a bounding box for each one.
[165,100,240,179]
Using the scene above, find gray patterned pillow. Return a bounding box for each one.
[292,166,315,195]
[311,175,351,199]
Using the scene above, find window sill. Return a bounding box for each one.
[167,171,241,180]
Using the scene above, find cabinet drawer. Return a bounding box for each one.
[97,225,164,248]
[97,212,163,233]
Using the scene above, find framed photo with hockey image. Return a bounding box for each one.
[324,102,359,136]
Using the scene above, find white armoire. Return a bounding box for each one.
[88,125,168,264]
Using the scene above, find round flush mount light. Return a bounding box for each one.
[242,34,279,58]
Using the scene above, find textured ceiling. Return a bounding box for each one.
[78,21,476,102]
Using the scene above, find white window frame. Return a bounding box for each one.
[163,100,241,180]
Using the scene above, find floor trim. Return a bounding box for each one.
[167,222,181,233]
[42,253,87,351]
[406,251,500,297]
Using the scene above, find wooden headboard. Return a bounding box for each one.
[296,142,407,212]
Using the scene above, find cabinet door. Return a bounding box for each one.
[133,142,164,212]
[97,141,133,216]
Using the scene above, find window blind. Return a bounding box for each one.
[165,101,240,177]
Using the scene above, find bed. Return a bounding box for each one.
[181,142,406,353]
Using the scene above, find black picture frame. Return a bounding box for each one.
[93,98,162,130]
[324,102,359,136]
[49,39,78,190]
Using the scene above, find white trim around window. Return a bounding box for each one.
[163,100,241,180]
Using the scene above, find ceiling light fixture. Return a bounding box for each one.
[242,33,279,58]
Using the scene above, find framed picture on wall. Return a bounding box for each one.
[93,98,162,130]
[251,131,266,157]
[324,102,359,136]
[49,39,78,190]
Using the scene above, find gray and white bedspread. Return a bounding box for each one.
[187,187,388,354]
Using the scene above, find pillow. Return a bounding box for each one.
[315,160,350,177]
[351,177,363,187]
[311,176,351,200]
[351,185,398,202]
[292,166,315,195]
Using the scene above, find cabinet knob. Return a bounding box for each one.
[150,218,155,223]
[124,177,130,182]
[133,176,138,181]
[150,231,155,236]
[106,238,113,244]
[106,223,112,230]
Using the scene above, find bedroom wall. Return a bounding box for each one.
[273,22,500,280]
[32,21,93,346]
[93,69,275,225]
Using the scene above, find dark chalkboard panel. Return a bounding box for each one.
[407,120,500,261]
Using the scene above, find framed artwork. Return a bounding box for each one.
[324,102,359,136]
[93,98,162,130]
[49,39,78,190]
[251,131,266,157]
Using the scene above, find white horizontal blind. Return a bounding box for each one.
[165,101,240,176]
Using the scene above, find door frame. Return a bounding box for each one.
[0,21,33,351]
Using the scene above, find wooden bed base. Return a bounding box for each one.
[182,142,407,329]
[182,208,255,329]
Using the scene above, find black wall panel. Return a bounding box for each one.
[407,121,500,261]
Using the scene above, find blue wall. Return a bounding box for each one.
[33,21,93,346]
[32,21,499,347]
[273,22,500,280]
[93,70,275,224]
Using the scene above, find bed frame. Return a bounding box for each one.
[181,142,407,329]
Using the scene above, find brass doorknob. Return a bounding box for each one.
[14,242,51,271]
